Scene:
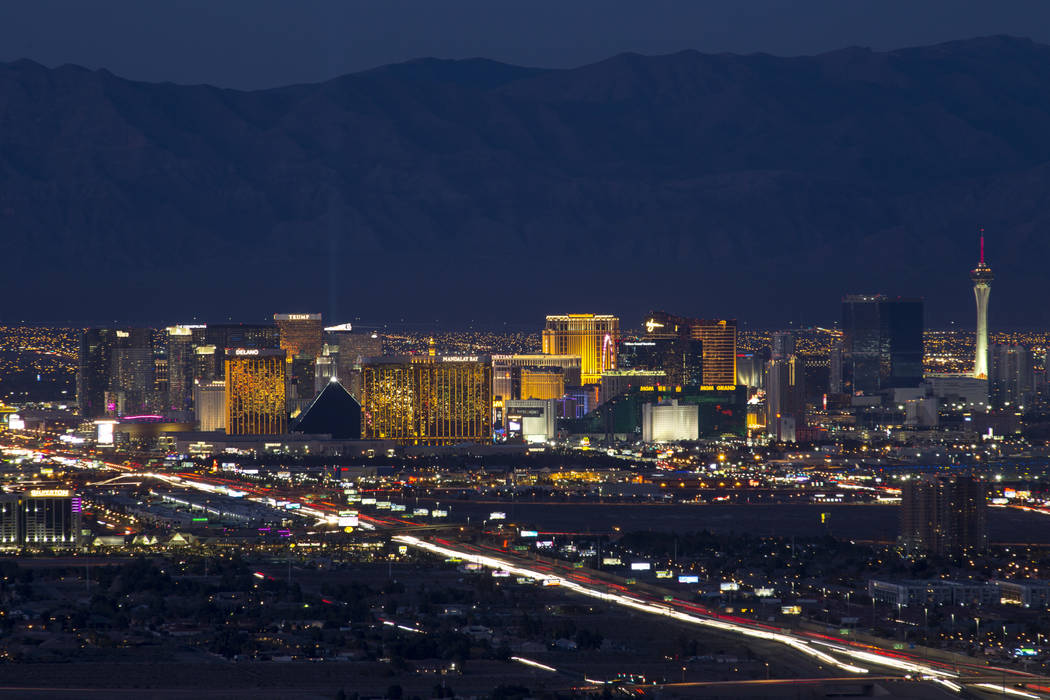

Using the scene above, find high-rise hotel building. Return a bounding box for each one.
[224,348,288,435]
[362,354,492,444]
[542,314,619,385]
[691,319,737,386]
[274,313,324,359]
[900,475,987,556]
[632,312,738,387]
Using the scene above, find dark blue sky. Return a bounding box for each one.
[3,0,1050,87]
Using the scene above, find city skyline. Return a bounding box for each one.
[6,5,1050,696]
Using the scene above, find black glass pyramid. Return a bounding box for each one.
[291,379,361,439]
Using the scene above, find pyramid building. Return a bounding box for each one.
[291,379,362,439]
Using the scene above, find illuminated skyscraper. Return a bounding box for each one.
[691,319,737,386]
[275,313,324,359]
[361,354,492,444]
[971,232,994,379]
[224,349,287,435]
[542,314,618,385]
[635,312,737,386]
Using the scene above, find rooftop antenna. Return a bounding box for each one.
[979,227,985,265]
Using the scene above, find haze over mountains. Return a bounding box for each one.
[2,35,1049,327]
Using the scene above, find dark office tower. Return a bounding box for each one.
[152,328,168,405]
[989,344,1035,408]
[275,313,324,360]
[765,355,806,442]
[841,295,923,395]
[109,332,156,416]
[193,345,219,384]
[829,339,844,394]
[78,327,157,418]
[771,331,796,360]
[638,311,703,386]
[77,329,117,418]
[287,355,317,415]
[900,475,987,556]
[326,325,383,399]
[619,340,660,371]
[163,326,195,414]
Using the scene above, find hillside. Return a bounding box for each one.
[2,36,1048,326]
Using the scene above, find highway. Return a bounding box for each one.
[392,532,1048,697]
[8,439,1048,696]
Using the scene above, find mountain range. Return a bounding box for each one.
[2,35,1049,327]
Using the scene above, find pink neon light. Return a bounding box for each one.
[121,415,164,421]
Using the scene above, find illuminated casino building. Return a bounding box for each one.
[631,312,737,387]
[224,348,288,435]
[971,232,994,379]
[191,324,279,382]
[193,380,226,432]
[599,369,666,404]
[275,313,324,359]
[635,311,703,386]
[692,319,737,386]
[542,314,618,385]
[520,368,565,400]
[492,354,581,404]
[20,489,81,548]
[361,354,492,444]
[563,383,746,441]
[0,494,18,547]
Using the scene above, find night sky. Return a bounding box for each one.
[1,0,1049,88]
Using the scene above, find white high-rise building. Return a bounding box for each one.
[971,232,994,379]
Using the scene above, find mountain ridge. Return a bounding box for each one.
[1,35,1048,326]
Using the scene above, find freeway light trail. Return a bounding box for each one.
[393,535,872,676]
